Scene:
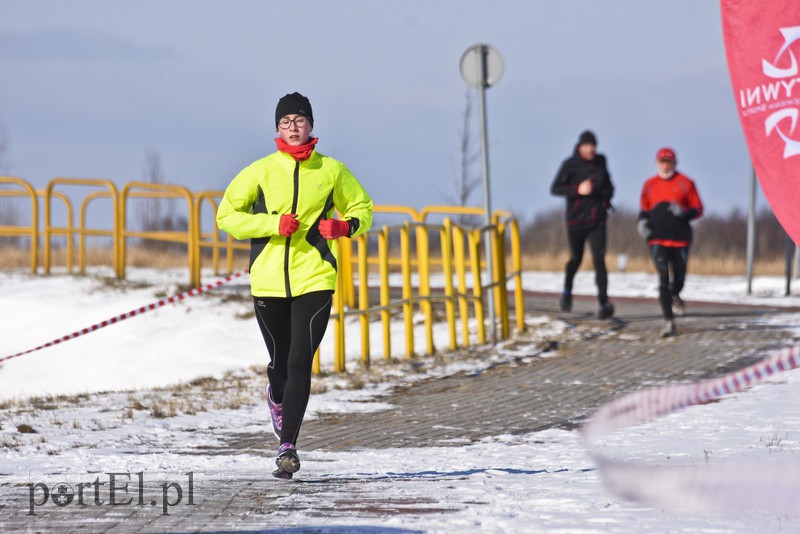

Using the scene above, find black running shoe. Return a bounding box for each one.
[559,292,572,312]
[272,468,293,480]
[275,443,301,474]
[598,302,614,320]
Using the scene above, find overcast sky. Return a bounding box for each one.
[0,1,762,223]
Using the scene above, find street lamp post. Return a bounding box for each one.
[460,44,504,342]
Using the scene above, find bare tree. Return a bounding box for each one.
[520,205,790,267]
[434,90,482,226]
[0,126,21,246]
[136,149,187,250]
[455,89,482,209]
[0,125,9,175]
[137,149,164,233]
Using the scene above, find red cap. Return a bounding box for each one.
[656,147,676,161]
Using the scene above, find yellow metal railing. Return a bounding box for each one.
[43,178,121,277]
[79,190,117,275]
[1,177,525,374]
[322,212,524,373]
[0,176,39,273]
[119,181,199,286]
[193,190,247,276]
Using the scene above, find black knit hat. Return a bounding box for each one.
[275,92,313,129]
[577,130,597,146]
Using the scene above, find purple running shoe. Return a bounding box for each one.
[266,385,282,441]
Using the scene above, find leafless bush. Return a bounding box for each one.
[520,205,790,273]
[0,126,20,246]
[0,125,9,174]
[0,200,21,247]
[519,207,580,258]
[136,150,187,251]
[693,207,787,260]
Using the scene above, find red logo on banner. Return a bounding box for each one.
[721,1,800,244]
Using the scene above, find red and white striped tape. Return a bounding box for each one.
[0,270,248,364]
[581,342,800,513]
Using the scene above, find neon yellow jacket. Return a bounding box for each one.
[216,149,373,298]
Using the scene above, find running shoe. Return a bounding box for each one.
[672,295,686,316]
[597,301,615,320]
[660,319,676,338]
[266,385,282,441]
[559,292,572,312]
[275,442,301,474]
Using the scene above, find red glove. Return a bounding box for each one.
[279,214,299,237]
[318,219,350,239]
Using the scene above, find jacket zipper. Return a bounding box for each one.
[284,161,301,298]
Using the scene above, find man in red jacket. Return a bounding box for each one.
[637,147,704,337]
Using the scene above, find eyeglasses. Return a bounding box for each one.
[278,116,309,129]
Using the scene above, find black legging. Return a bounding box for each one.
[564,223,608,304]
[253,290,333,446]
[649,244,688,320]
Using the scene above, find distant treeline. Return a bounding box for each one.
[520,207,791,262]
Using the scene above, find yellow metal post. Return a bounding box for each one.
[441,218,457,350]
[42,184,76,274]
[339,235,356,308]
[193,192,225,279]
[333,267,346,372]
[415,223,434,355]
[189,197,201,287]
[357,234,370,367]
[453,225,470,347]
[509,217,525,332]
[468,229,486,344]
[492,219,509,339]
[401,222,414,358]
[378,226,392,360]
[43,187,52,274]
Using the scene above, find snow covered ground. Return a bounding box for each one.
[3,267,799,401]
[2,268,800,532]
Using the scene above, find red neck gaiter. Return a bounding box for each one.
[275,136,318,161]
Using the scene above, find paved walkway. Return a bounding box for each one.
[2,294,798,532]
[284,294,796,452]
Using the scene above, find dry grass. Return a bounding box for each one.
[0,245,788,277]
[519,251,789,276]
[689,256,788,276]
[0,246,33,268]
[121,366,268,419]
[0,245,250,271]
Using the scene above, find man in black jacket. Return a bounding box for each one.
[550,130,615,319]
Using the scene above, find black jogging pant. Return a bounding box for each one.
[563,223,609,304]
[649,244,688,320]
[253,290,333,446]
